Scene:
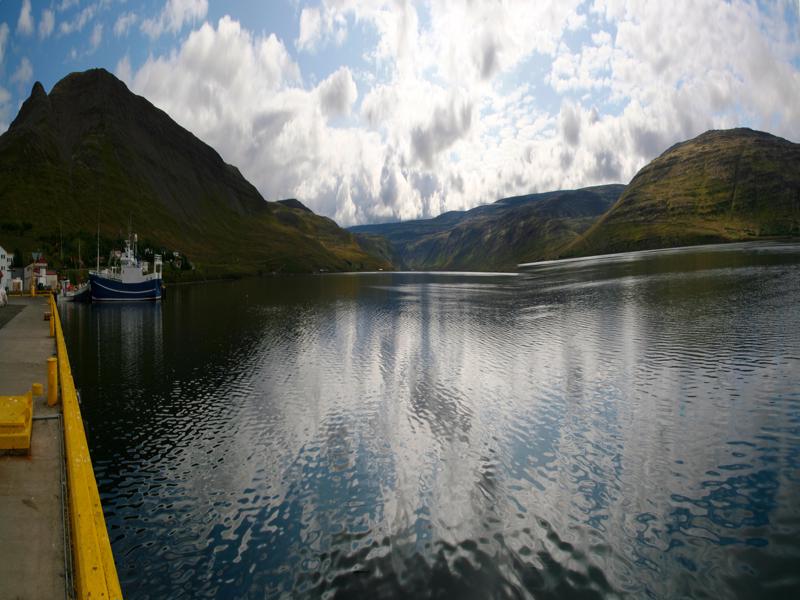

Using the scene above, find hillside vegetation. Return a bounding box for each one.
[0,69,390,279]
[563,129,800,257]
[350,185,625,271]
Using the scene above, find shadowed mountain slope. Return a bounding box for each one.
[0,69,389,276]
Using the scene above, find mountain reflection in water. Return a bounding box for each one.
[60,242,800,599]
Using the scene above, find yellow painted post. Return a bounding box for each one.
[31,383,44,396]
[47,357,58,406]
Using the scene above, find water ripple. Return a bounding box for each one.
[58,243,800,599]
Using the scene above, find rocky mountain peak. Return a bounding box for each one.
[30,81,46,99]
[8,81,52,131]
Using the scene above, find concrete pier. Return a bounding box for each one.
[0,296,68,600]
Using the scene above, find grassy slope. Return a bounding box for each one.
[564,128,800,257]
[351,185,625,270]
[0,70,390,278]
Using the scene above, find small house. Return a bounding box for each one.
[24,259,49,290]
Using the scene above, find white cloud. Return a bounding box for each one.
[410,93,474,168]
[131,16,388,225]
[131,17,302,143]
[296,7,321,52]
[59,4,96,35]
[125,2,800,226]
[58,0,80,12]
[90,23,103,51]
[141,0,208,39]
[114,12,137,37]
[544,0,800,188]
[317,66,357,117]
[296,4,349,52]
[39,9,55,39]
[116,54,132,85]
[17,0,34,36]
[560,101,582,147]
[0,85,11,133]
[11,57,33,87]
[0,23,9,65]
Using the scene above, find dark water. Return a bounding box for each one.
[60,242,800,599]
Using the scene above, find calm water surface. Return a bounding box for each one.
[61,242,800,599]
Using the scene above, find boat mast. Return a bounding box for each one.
[96,199,100,273]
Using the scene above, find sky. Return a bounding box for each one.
[0,0,798,226]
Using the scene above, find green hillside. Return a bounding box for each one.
[0,69,390,279]
[564,128,800,257]
[350,185,624,271]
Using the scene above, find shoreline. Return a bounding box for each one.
[167,237,800,285]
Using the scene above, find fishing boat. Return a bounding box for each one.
[59,280,91,302]
[89,234,163,302]
[60,238,92,302]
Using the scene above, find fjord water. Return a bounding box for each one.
[60,242,800,599]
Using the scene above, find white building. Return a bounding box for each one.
[24,259,49,291]
[0,246,11,291]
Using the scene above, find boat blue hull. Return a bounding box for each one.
[90,274,162,301]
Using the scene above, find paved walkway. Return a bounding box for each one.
[0,296,68,600]
[0,304,24,331]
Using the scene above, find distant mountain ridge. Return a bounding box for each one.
[352,128,799,269]
[350,185,625,270]
[0,69,389,276]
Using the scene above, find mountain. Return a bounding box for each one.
[0,69,390,278]
[352,128,799,270]
[350,185,625,270]
[563,128,800,257]
[276,199,313,212]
